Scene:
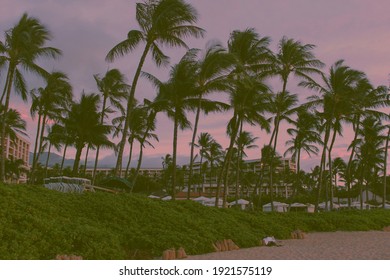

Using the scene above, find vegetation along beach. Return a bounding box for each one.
[0,0,389,259]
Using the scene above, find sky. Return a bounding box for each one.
[1,0,389,170]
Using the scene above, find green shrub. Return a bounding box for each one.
[1,184,389,259]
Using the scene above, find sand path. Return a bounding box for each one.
[187,231,390,260]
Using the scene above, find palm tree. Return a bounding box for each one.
[43,124,64,176]
[106,0,204,175]
[0,13,61,181]
[194,132,213,192]
[92,69,129,183]
[132,105,159,188]
[302,60,366,210]
[0,106,27,143]
[30,71,72,181]
[267,36,323,210]
[344,79,389,206]
[284,109,321,192]
[152,53,199,199]
[202,138,223,189]
[383,125,390,209]
[65,93,113,175]
[235,131,258,200]
[187,42,234,198]
[215,28,272,208]
[355,116,385,209]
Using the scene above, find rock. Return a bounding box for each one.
[226,239,240,250]
[291,230,305,239]
[162,248,176,260]
[176,247,187,259]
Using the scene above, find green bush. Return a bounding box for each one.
[1,184,389,259]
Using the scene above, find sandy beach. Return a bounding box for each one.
[187,231,390,260]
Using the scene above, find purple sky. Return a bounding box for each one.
[1,0,390,169]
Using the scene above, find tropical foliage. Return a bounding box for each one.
[0,2,389,213]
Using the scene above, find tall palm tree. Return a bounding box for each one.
[106,0,204,175]
[92,69,129,183]
[217,76,271,207]
[355,116,385,208]
[152,54,198,199]
[187,42,234,198]
[215,28,272,208]
[66,93,113,175]
[344,79,389,206]
[0,13,61,181]
[302,60,366,210]
[267,36,323,210]
[30,71,72,181]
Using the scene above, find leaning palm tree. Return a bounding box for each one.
[0,13,61,181]
[132,101,159,188]
[302,60,366,210]
[186,42,234,198]
[151,54,199,199]
[106,0,205,175]
[30,71,72,181]
[92,69,129,183]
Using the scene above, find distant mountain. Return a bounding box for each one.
[29,152,74,167]
[29,152,190,169]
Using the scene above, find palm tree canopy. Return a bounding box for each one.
[0,106,27,141]
[106,0,205,66]
[271,36,324,87]
[94,68,129,117]
[0,13,62,100]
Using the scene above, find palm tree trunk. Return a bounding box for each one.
[235,122,243,201]
[172,112,179,200]
[187,96,202,199]
[1,66,15,182]
[346,115,360,207]
[328,127,338,210]
[73,143,84,175]
[92,95,108,184]
[30,112,42,183]
[60,143,68,172]
[115,43,151,176]
[215,112,238,207]
[132,142,144,192]
[36,114,47,163]
[383,127,390,209]
[199,155,203,193]
[83,144,90,175]
[44,143,52,177]
[0,67,10,105]
[222,118,240,208]
[316,122,331,211]
[124,139,134,178]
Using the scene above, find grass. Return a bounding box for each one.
[1,184,389,259]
